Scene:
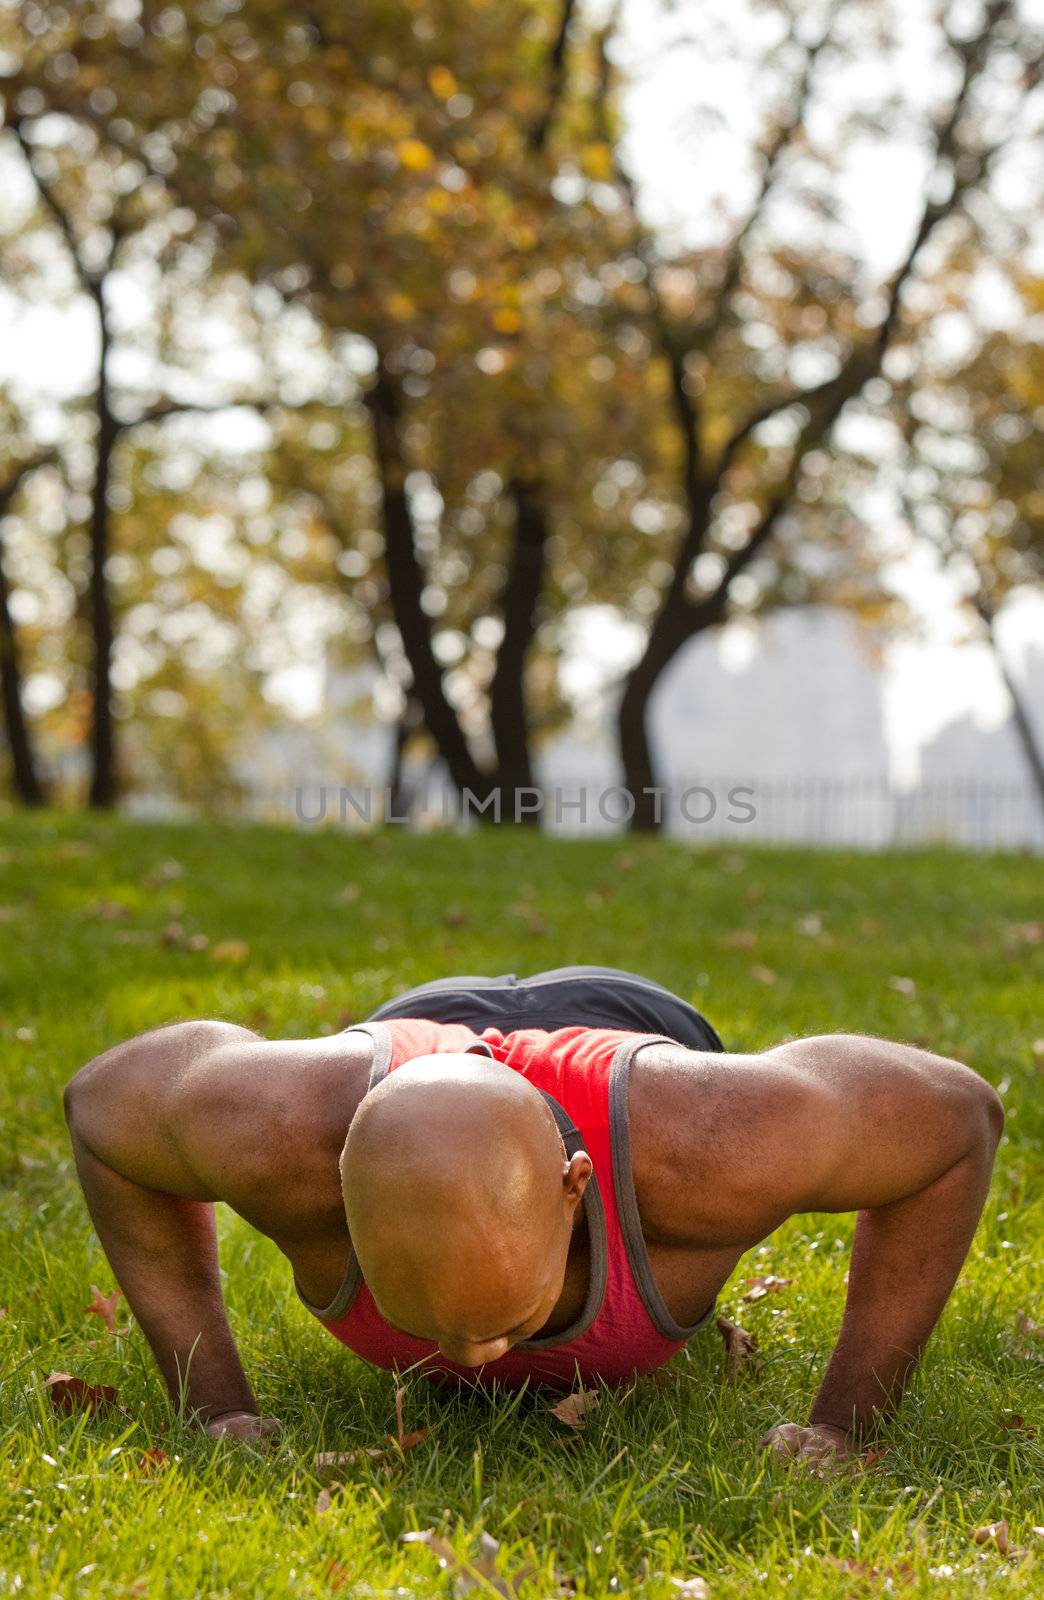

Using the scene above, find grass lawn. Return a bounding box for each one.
[1,814,1042,1599]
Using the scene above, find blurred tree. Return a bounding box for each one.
[3,111,285,806]
[891,275,1044,810]
[598,0,1041,826]
[0,425,55,805]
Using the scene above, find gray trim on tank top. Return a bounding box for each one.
[608,1034,718,1340]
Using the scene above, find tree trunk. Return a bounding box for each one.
[618,571,726,831]
[488,479,547,826]
[366,370,488,802]
[385,697,422,822]
[0,529,47,806]
[977,597,1044,820]
[87,288,119,810]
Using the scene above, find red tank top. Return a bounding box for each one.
[295,1018,715,1390]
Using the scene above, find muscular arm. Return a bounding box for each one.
[64,1021,359,1434]
[637,1034,1004,1442]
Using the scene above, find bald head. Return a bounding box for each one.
[340,1054,592,1365]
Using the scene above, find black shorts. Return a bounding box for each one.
[366,964,724,1053]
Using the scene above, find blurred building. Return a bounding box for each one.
[213,605,1042,848]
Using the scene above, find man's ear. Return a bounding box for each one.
[562,1150,593,1208]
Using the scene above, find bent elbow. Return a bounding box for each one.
[979,1081,1005,1147]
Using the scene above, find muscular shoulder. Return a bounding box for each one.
[625,1032,1000,1246]
[625,1037,833,1249]
[68,1022,372,1230]
[170,1031,372,1226]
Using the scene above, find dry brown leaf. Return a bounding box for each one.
[87,899,129,921]
[83,1284,123,1335]
[750,964,778,986]
[1004,921,1044,947]
[716,1315,759,1379]
[721,929,758,949]
[549,1389,600,1428]
[1013,1309,1043,1356]
[212,939,250,965]
[401,1529,537,1599]
[160,922,185,947]
[187,933,210,951]
[322,1559,351,1591]
[970,1520,1028,1559]
[825,1555,913,1584]
[741,1275,791,1303]
[143,859,183,889]
[135,1447,170,1475]
[44,1371,123,1414]
[335,882,361,905]
[315,1482,342,1515]
[443,907,470,928]
[55,841,96,860]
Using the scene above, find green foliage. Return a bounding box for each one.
[1,817,1042,1595]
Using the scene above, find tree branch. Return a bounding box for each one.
[715,0,1015,484]
[688,14,833,354]
[9,120,100,292]
[0,449,57,516]
[529,0,577,154]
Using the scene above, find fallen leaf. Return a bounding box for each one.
[134,1447,170,1475]
[716,1315,759,1379]
[825,1555,914,1584]
[315,1482,342,1514]
[750,964,778,986]
[83,1284,122,1335]
[187,933,210,951]
[549,1389,600,1428]
[443,907,470,928]
[322,1559,351,1591]
[796,913,823,937]
[335,883,361,905]
[316,1448,383,1478]
[970,1520,1028,1559]
[15,1026,36,1043]
[401,1529,537,1599]
[55,840,96,860]
[143,859,183,889]
[44,1371,121,1414]
[614,851,635,871]
[394,1384,431,1452]
[741,1274,792,1303]
[86,899,130,921]
[160,921,185,947]
[1003,920,1044,947]
[887,974,916,995]
[721,929,758,949]
[212,939,250,964]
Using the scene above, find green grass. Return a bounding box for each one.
[1,814,1042,1599]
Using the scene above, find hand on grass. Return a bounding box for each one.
[760,1421,855,1468]
[204,1410,283,1449]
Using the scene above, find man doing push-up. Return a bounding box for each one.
[63,965,1003,1465]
